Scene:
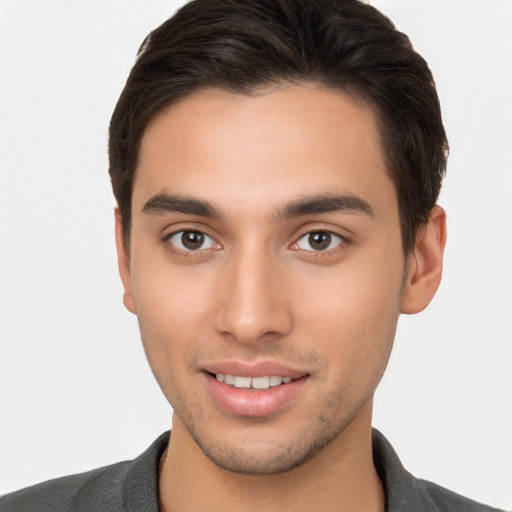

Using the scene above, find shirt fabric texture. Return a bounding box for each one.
[0,429,503,511]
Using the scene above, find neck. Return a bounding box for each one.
[159,401,384,512]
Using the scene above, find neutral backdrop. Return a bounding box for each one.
[0,0,511,508]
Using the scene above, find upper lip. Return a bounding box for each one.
[202,360,309,379]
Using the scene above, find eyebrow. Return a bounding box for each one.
[277,194,374,220]
[141,191,374,221]
[142,193,222,219]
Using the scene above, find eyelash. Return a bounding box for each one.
[161,228,351,258]
[291,230,350,255]
[162,229,221,258]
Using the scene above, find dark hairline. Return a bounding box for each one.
[123,81,389,243]
[110,0,447,257]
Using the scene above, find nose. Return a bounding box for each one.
[213,247,293,345]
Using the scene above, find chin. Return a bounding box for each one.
[183,411,356,475]
[198,441,319,475]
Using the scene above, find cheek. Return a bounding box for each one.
[307,301,397,410]
[296,254,404,385]
[131,244,215,325]
[310,292,398,368]
[130,259,217,374]
[133,283,212,410]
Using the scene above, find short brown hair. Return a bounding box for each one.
[109,0,448,252]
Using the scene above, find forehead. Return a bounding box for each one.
[134,86,396,217]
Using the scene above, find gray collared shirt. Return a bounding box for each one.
[0,429,504,511]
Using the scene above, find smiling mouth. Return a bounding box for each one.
[203,370,310,416]
[211,373,301,390]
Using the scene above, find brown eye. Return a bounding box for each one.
[309,232,331,250]
[169,230,215,251]
[182,231,204,250]
[296,231,343,252]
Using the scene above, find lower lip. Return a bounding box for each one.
[203,373,309,417]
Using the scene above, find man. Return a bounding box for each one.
[0,0,506,510]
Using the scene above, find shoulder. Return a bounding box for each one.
[0,461,130,512]
[371,429,505,512]
[417,479,506,512]
[0,431,169,512]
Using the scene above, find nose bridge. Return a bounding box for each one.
[214,241,292,344]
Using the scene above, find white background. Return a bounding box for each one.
[0,0,511,508]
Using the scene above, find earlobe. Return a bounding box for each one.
[114,207,137,315]
[400,205,447,314]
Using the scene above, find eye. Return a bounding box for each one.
[168,230,217,251]
[295,231,344,252]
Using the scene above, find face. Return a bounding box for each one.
[119,86,411,474]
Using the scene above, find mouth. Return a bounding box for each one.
[201,365,310,417]
[212,373,294,390]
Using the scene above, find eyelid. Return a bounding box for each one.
[162,226,222,256]
[160,223,351,257]
[169,230,216,251]
[290,227,351,254]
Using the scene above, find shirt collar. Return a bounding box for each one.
[372,428,438,511]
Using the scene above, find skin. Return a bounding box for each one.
[115,85,446,511]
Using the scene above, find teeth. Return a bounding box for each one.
[234,376,252,388]
[269,376,283,387]
[215,374,293,390]
[252,376,270,389]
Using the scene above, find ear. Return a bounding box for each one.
[400,205,447,314]
[114,207,137,314]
